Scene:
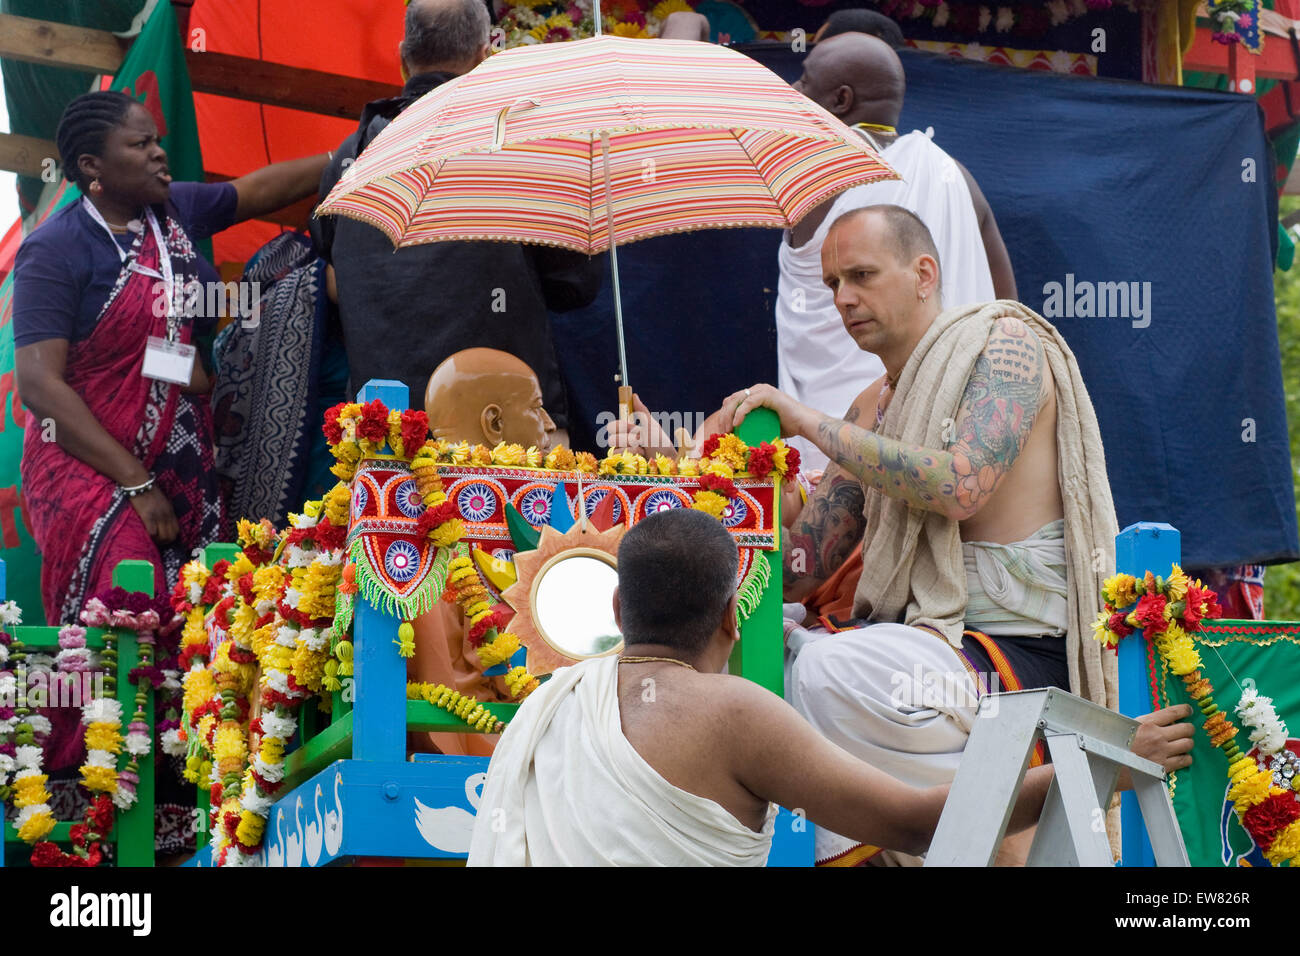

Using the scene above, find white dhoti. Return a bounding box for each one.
[468,655,777,867]
[790,622,979,865]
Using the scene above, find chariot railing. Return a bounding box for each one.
[0,559,158,867]
[185,380,806,866]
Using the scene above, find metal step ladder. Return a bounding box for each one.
[925,687,1189,867]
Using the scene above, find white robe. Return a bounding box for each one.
[467,655,777,866]
[776,129,995,472]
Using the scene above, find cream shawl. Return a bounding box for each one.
[850,300,1119,711]
[467,655,777,866]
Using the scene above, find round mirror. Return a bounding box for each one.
[531,552,623,659]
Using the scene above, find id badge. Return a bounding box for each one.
[142,335,196,385]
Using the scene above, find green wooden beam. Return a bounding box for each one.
[4,820,116,846]
[281,711,353,791]
[405,699,517,732]
[11,625,116,651]
[731,407,785,698]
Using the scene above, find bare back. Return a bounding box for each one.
[616,665,771,832]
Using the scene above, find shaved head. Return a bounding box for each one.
[794,32,906,128]
[830,205,939,275]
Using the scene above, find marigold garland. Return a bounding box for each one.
[443,550,537,697]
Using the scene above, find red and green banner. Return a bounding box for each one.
[1150,621,1300,866]
[0,0,204,622]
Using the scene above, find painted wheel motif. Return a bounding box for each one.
[720,495,749,528]
[352,484,369,519]
[457,482,498,522]
[394,479,426,519]
[384,540,421,584]
[518,486,552,524]
[583,487,622,523]
[644,489,685,514]
[491,547,516,565]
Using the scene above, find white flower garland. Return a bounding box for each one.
[1236,687,1289,757]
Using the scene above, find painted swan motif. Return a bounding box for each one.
[324,771,344,856]
[414,772,486,853]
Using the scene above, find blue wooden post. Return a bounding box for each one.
[351,380,409,764]
[1114,521,1180,867]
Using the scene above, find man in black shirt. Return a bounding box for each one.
[312,0,601,439]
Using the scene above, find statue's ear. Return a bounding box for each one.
[481,403,505,444]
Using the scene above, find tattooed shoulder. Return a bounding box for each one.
[947,319,1047,517]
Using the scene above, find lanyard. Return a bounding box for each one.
[82,198,177,341]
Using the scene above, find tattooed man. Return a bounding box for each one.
[723,204,1113,865]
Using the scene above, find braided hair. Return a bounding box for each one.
[54,91,137,191]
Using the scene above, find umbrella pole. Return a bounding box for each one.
[600,130,634,432]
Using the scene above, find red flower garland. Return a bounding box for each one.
[400,409,430,456]
[322,402,347,445]
[697,472,739,498]
[357,400,389,444]
[747,443,776,479]
[1241,791,1300,846]
[1133,592,1168,634]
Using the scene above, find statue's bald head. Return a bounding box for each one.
[794,32,905,128]
[424,348,556,450]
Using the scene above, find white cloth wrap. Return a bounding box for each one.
[776,129,995,472]
[468,655,776,867]
[790,622,977,864]
[963,518,1069,637]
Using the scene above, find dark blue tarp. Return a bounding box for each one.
[552,46,1298,569]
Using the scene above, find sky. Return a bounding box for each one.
[0,74,18,228]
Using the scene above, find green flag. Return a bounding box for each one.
[1153,620,1300,867]
[0,0,205,622]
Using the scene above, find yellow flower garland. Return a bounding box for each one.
[407,681,505,733]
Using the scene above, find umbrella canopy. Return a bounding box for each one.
[316,35,897,254]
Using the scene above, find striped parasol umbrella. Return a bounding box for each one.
[316,34,896,401]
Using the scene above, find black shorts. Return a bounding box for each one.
[956,630,1069,695]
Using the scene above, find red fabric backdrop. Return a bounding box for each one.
[188,0,408,265]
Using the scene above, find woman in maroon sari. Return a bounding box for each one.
[14,91,329,625]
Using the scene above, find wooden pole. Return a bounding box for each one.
[0,13,398,120]
[350,379,409,764]
[1114,522,1181,867]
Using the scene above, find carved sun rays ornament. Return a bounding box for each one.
[502,522,627,677]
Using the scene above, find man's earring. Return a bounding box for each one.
[89,178,102,195]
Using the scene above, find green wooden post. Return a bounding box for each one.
[111,559,155,867]
[731,407,785,697]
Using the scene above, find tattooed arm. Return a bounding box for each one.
[783,398,870,600]
[730,316,1048,522]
